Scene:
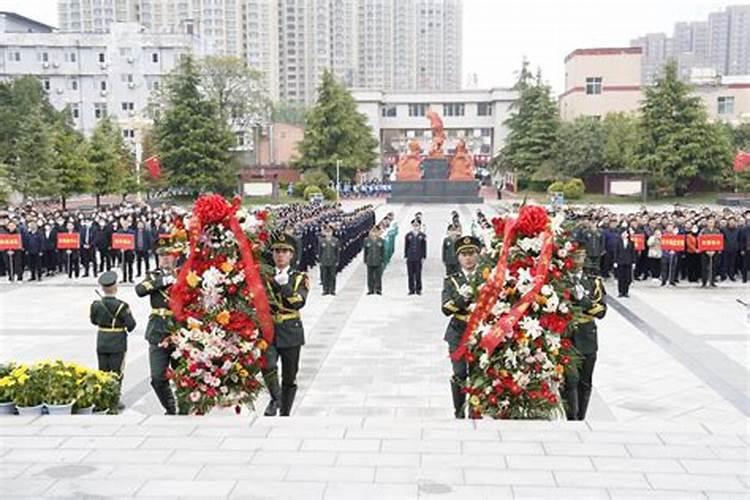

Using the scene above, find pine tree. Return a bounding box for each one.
[155,56,236,196]
[639,60,733,196]
[602,112,641,172]
[553,117,605,179]
[10,109,57,200]
[499,62,560,186]
[53,115,93,209]
[294,70,378,180]
[89,116,130,207]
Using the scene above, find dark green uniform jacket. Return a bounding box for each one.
[572,275,607,355]
[266,270,309,348]
[318,237,341,267]
[442,236,459,268]
[441,271,474,345]
[364,236,385,266]
[90,296,136,353]
[135,269,174,345]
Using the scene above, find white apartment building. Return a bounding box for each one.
[0,22,204,136]
[353,87,516,176]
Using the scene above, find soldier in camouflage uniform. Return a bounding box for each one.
[441,236,485,419]
[90,270,136,409]
[135,237,179,415]
[263,234,310,417]
[565,250,607,420]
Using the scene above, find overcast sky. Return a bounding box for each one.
[0,0,737,93]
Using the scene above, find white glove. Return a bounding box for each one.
[458,284,473,299]
[162,275,176,286]
[274,272,289,286]
[574,284,585,300]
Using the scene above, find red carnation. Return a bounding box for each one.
[561,338,572,350]
[540,313,570,334]
[258,231,269,243]
[194,194,232,224]
[516,205,549,237]
[491,217,505,236]
[489,394,498,405]
[227,285,238,295]
[256,210,268,222]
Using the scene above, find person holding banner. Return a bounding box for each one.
[1,220,24,282]
[660,224,681,287]
[63,221,81,279]
[118,219,136,283]
[613,228,636,297]
[23,221,45,282]
[80,218,99,278]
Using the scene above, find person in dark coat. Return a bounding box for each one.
[404,219,427,295]
[660,224,680,287]
[601,220,619,279]
[80,218,99,278]
[96,217,112,273]
[442,224,460,276]
[23,220,45,281]
[740,214,750,283]
[63,221,80,278]
[1,220,24,281]
[613,228,636,297]
[42,222,58,276]
[720,216,740,281]
[134,220,154,278]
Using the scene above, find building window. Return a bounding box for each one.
[9,51,21,62]
[121,102,135,111]
[477,102,493,116]
[70,104,80,119]
[585,77,602,95]
[70,79,78,91]
[481,128,492,137]
[94,102,107,119]
[122,129,135,139]
[38,52,49,63]
[42,79,51,91]
[65,52,77,63]
[100,80,107,91]
[408,103,427,117]
[235,132,246,147]
[98,52,106,63]
[121,74,134,83]
[443,103,465,117]
[718,96,735,115]
[381,105,397,117]
[152,52,159,63]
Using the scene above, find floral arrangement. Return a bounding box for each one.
[4,364,44,407]
[38,360,78,405]
[453,205,583,419]
[167,194,273,415]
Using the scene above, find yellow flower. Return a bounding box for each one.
[186,271,200,288]
[239,369,249,378]
[555,364,564,375]
[469,395,481,407]
[215,310,231,326]
[482,267,490,280]
[256,339,268,351]
[220,262,234,273]
[187,317,202,331]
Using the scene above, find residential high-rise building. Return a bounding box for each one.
[57,0,464,104]
[631,4,750,83]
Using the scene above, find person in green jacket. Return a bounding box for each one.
[442,224,460,276]
[90,270,136,409]
[364,226,385,295]
[383,221,398,267]
[317,225,341,295]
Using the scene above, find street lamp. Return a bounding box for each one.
[336,159,341,203]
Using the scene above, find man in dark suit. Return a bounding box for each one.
[80,218,99,278]
[23,220,45,281]
[613,228,636,297]
[404,219,427,295]
[96,217,112,273]
[42,222,57,276]
[134,219,153,278]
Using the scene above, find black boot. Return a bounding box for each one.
[263,371,281,417]
[151,379,176,415]
[450,380,465,419]
[564,380,580,421]
[577,386,593,421]
[279,384,297,417]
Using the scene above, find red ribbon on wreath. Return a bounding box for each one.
[451,206,554,361]
[169,194,275,344]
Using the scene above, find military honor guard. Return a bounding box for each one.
[364,226,385,295]
[565,250,607,420]
[442,224,460,276]
[262,234,310,417]
[405,219,427,295]
[441,235,484,419]
[90,270,136,409]
[135,237,179,415]
[317,225,341,295]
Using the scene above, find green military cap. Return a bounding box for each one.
[455,235,481,254]
[271,233,297,252]
[155,234,174,255]
[98,271,118,287]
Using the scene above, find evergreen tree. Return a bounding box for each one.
[52,114,93,209]
[499,61,560,185]
[10,109,57,200]
[89,116,130,207]
[638,60,733,196]
[602,112,641,172]
[294,70,378,180]
[155,56,236,195]
[553,116,605,179]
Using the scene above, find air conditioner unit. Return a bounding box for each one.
[52,62,60,68]
[128,110,136,117]
[127,56,134,63]
[100,89,107,96]
[56,88,64,94]
[127,82,135,89]
[100,62,108,69]
[42,61,50,68]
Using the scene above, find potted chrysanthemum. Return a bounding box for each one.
[11,365,45,416]
[42,360,77,415]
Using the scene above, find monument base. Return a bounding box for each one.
[388,179,482,204]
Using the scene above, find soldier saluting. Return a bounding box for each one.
[441,235,484,419]
[262,234,310,417]
[135,237,179,415]
[90,270,136,410]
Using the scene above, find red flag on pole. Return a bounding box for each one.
[734,151,750,173]
[144,155,162,179]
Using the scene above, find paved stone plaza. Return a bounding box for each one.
[1,203,749,498]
